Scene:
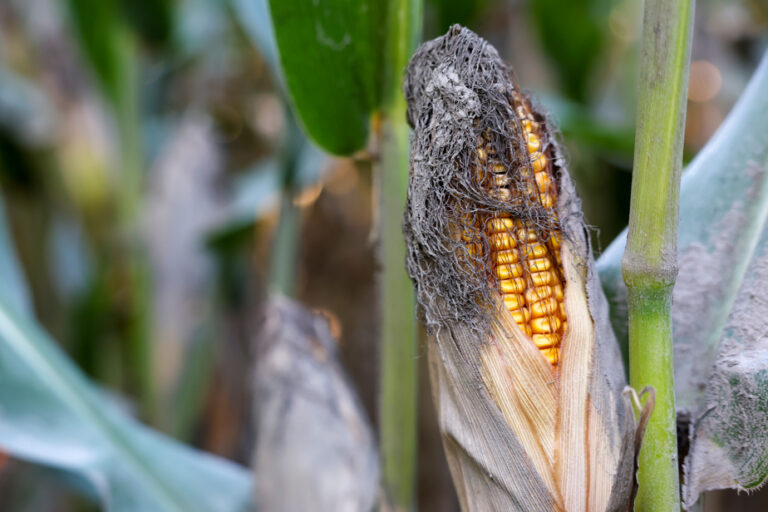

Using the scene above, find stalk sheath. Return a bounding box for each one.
[377,105,418,510]
[377,1,421,509]
[622,0,694,510]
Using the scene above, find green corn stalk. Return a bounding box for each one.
[621,0,693,510]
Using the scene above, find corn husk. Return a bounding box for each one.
[404,25,649,511]
[252,296,379,512]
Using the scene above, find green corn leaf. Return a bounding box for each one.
[0,194,253,512]
[597,51,768,506]
[528,0,611,102]
[265,0,385,155]
[116,0,175,48]
[64,0,133,109]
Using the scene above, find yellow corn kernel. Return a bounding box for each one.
[554,284,564,301]
[530,298,559,318]
[527,133,542,153]
[531,153,547,172]
[532,333,559,349]
[522,243,548,259]
[493,174,511,187]
[510,307,531,325]
[490,233,516,250]
[495,264,524,279]
[465,243,480,256]
[523,119,539,133]
[499,277,526,293]
[539,194,555,208]
[494,249,519,265]
[535,171,551,191]
[527,257,552,273]
[503,293,525,310]
[487,218,514,233]
[531,315,562,334]
[525,285,553,303]
[529,270,555,287]
[515,228,539,243]
[541,346,558,364]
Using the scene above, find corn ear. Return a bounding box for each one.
[253,296,379,511]
[404,25,649,511]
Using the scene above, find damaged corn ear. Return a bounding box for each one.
[404,25,644,512]
[472,92,567,366]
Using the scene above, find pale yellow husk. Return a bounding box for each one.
[479,239,624,511]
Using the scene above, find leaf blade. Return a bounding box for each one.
[267,0,382,155]
[0,298,254,511]
[0,196,253,511]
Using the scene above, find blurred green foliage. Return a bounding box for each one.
[64,0,134,108]
[529,0,611,102]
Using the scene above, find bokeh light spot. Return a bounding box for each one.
[688,60,722,103]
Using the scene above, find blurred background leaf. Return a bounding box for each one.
[266,0,384,155]
[64,0,134,108]
[0,193,32,317]
[528,0,611,102]
[0,191,253,511]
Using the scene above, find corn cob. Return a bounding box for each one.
[460,91,566,366]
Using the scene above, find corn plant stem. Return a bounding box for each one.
[111,33,157,423]
[268,109,303,297]
[269,193,300,296]
[376,102,418,511]
[622,0,694,510]
[377,0,421,509]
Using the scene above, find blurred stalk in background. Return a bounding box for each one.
[376,1,421,509]
[64,0,155,418]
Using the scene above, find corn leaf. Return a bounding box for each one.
[254,296,379,510]
[64,0,133,109]
[0,192,32,320]
[597,51,768,506]
[0,194,253,512]
[265,0,385,155]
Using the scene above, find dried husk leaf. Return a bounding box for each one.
[404,26,642,511]
[682,227,768,507]
[252,296,379,512]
